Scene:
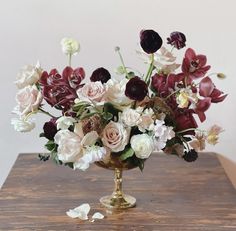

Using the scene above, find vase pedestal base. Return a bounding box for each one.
[100,194,136,209]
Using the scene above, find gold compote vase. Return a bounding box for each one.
[95,153,139,209]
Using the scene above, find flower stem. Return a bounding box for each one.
[177,128,197,134]
[116,48,129,78]
[38,108,55,118]
[144,54,154,84]
[68,54,72,67]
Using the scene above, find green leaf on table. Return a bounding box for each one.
[120,147,135,161]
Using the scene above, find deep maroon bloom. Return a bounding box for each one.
[90,67,111,83]
[183,150,198,162]
[125,77,148,101]
[182,48,211,80]
[140,29,163,54]
[167,31,186,49]
[43,119,57,140]
[39,67,84,111]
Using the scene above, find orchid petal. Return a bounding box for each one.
[199,77,214,97]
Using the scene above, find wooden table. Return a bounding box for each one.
[0,153,236,230]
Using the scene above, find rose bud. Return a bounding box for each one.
[90,67,111,83]
[43,119,57,140]
[167,31,186,50]
[140,29,163,54]
[125,77,148,101]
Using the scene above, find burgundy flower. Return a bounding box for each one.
[199,77,227,103]
[140,29,163,54]
[43,118,57,140]
[194,98,211,122]
[125,77,148,101]
[90,67,111,83]
[183,149,198,162]
[39,67,84,111]
[175,111,198,135]
[167,31,186,49]
[182,48,211,80]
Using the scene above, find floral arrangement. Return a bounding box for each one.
[11,30,227,171]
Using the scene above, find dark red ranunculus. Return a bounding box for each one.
[125,77,148,101]
[182,48,211,80]
[140,29,163,54]
[39,67,84,111]
[183,149,198,162]
[167,31,186,49]
[90,67,111,83]
[43,118,57,140]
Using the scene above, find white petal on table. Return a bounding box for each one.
[92,212,104,220]
[66,203,91,220]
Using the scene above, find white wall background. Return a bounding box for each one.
[0,0,235,188]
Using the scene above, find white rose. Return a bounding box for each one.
[105,79,133,106]
[11,118,35,132]
[14,85,43,116]
[102,121,130,152]
[74,146,106,171]
[56,116,76,130]
[121,108,141,127]
[131,134,154,159]
[61,38,80,56]
[76,81,106,103]
[54,130,82,163]
[15,62,42,89]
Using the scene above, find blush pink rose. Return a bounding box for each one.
[15,85,43,116]
[102,121,130,152]
[76,81,106,103]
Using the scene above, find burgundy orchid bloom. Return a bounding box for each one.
[199,77,227,103]
[194,97,211,122]
[39,66,85,111]
[182,48,211,80]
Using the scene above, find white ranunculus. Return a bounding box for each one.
[131,134,154,159]
[14,85,43,117]
[102,121,130,152]
[56,116,76,130]
[76,81,106,103]
[15,62,42,89]
[74,146,106,171]
[11,118,35,132]
[105,79,133,106]
[54,130,83,163]
[120,108,141,127]
[61,38,80,56]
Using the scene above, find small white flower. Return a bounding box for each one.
[61,38,80,56]
[56,116,76,130]
[120,108,141,127]
[15,62,42,89]
[92,212,104,220]
[137,108,154,132]
[74,146,106,171]
[176,88,198,109]
[131,134,155,159]
[11,118,35,132]
[66,203,90,220]
[153,119,166,137]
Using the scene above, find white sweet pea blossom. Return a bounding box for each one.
[56,116,76,130]
[11,117,35,132]
[137,47,180,74]
[131,134,155,159]
[120,108,141,127]
[74,146,106,171]
[15,62,42,89]
[61,38,80,56]
[105,79,133,106]
[66,203,90,220]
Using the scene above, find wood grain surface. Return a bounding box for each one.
[0,153,236,231]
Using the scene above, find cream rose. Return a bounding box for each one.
[76,81,106,103]
[14,85,43,116]
[130,134,154,159]
[15,62,42,89]
[102,121,129,152]
[120,108,141,127]
[61,38,80,56]
[105,79,133,106]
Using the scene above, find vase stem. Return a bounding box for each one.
[113,168,123,199]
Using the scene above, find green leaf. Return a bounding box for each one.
[120,147,135,161]
[127,71,135,79]
[45,140,57,152]
[65,162,74,169]
[103,102,121,118]
[39,133,45,138]
[102,112,113,121]
[137,159,145,172]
